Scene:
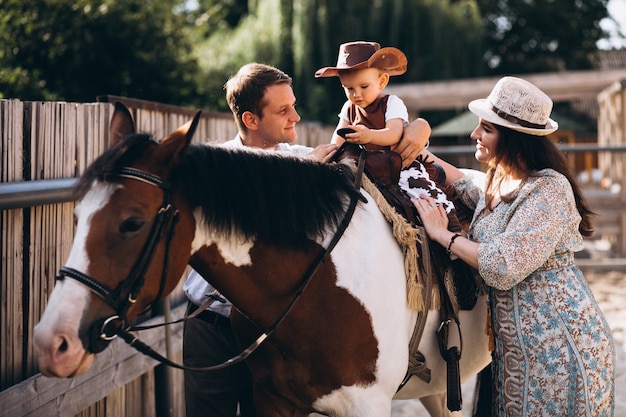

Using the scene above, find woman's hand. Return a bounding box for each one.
[412,196,450,244]
[414,195,480,269]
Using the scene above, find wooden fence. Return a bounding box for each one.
[597,81,626,255]
[0,97,333,417]
[1,83,625,416]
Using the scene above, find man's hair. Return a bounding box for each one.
[225,63,293,132]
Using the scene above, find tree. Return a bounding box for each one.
[0,0,613,120]
[477,0,611,73]
[291,0,485,123]
[182,0,248,38]
[0,0,204,106]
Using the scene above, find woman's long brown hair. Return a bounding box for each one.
[484,126,594,237]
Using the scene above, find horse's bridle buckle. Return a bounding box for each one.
[437,319,451,334]
[99,315,123,341]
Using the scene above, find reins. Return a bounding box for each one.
[115,150,368,372]
[58,152,368,371]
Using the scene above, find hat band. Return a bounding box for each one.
[492,105,547,129]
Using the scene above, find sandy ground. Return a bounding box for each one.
[390,266,626,416]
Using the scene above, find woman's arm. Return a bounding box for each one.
[412,197,480,269]
[418,149,465,186]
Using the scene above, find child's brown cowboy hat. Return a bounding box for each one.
[315,41,407,78]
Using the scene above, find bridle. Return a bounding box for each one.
[55,152,367,369]
[55,167,179,353]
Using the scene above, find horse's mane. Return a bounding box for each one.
[175,143,360,247]
[75,134,157,197]
[76,135,361,248]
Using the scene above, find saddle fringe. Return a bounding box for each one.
[361,175,439,312]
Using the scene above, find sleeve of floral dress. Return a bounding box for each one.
[477,171,583,291]
[450,175,482,211]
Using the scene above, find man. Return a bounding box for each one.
[183,63,431,417]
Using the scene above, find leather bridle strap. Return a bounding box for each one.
[55,167,178,351]
[437,283,463,412]
[112,149,369,372]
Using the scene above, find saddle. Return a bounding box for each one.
[332,142,415,222]
[332,143,479,411]
[332,143,478,311]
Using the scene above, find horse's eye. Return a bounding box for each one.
[120,218,144,234]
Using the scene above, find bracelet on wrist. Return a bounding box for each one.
[446,233,462,255]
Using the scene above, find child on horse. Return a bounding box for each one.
[315,41,464,243]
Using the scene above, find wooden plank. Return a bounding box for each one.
[577,258,626,271]
[597,81,626,202]
[1,210,24,390]
[387,69,626,112]
[0,99,25,391]
[0,303,186,417]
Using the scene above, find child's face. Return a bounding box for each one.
[338,68,389,109]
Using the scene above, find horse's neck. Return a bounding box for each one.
[189,239,323,324]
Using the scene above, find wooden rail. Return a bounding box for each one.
[0,98,333,417]
[0,304,186,417]
[387,70,626,112]
[583,188,626,257]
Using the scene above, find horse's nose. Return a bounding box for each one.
[33,324,92,377]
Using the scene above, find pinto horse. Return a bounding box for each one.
[33,103,491,416]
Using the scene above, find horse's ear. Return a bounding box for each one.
[182,110,202,144]
[157,110,202,165]
[109,102,136,147]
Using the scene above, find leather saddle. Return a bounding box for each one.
[332,143,418,224]
[331,143,478,311]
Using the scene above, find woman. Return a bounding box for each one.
[413,76,615,416]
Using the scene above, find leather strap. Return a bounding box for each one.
[491,105,547,129]
[437,285,464,412]
[444,346,462,411]
[114,151,368,372]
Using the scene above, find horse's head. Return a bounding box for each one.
[33,103,201,377]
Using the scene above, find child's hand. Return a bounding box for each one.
[343,125,371,145]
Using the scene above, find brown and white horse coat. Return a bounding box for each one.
[33,104,490,416]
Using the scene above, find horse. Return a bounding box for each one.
[33,103,491,416]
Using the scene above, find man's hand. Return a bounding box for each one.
[307,143,339,163]
[392,118,431,169]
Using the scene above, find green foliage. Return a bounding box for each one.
[291,0,486,123]
[477,0,611,73]
[0,0,613,120]
[191,0,283,112]
[185,0,248,37]
[0,0,204,105]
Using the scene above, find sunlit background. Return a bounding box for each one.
[600,0,626,48]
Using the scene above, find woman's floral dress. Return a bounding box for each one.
[452,169,615,416]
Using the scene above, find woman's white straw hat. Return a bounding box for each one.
[468,76,558,136]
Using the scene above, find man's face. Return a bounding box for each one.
[255,83,301,146]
